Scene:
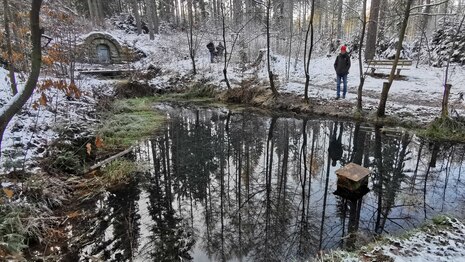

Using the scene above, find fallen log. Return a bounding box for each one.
[84,147,133,174]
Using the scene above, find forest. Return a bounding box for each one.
[0,0,465,261]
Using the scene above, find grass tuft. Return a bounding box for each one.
[419,117,465,142]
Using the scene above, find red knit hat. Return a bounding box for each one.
[341,45,347,52]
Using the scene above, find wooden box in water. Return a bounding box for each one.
[335,163,371,191]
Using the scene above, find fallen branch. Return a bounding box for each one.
[84,147,133,174]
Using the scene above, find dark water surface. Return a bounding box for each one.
[73,104,465,261]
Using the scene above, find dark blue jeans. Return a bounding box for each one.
[336,74,348,98]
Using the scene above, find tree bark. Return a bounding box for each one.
[377,0,414,118]
[365,0,381,60]
[0,0,43,159]
[3,0,18,95]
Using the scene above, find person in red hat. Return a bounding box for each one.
[333,45,351,99]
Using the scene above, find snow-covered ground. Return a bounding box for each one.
[104,28,465,122]
[0,67,115,173]
[1,25,465,172]
[325,217,465,262]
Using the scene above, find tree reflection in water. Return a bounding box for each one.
[74,105,465,262]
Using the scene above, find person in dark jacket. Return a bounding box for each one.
[207,41,215,63]
[333,45,351,99]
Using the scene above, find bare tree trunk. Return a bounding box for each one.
[442,13,465,118]
[199,0,207,20]
[174,0,180,26]
[221,3,231,89]
[3,0,18,95]
[0,0,43,159]
[147,0,155,40]
[336,0,343,39]
[96,0,104,23]
[91,0,100,25]
[286,0,294,81]
[187,0,196,74]
[377,0,414,118]
[266,0,279,97]
[441,0,450,23]
[153,0,159,34]
[377,0,387,43]
[365,0,381,60]
[131,0,142,35]
[303,0,316,101]
[357,0,368,112]
[87,0,96,24]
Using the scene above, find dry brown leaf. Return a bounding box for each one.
[66,211,80,219]
[86,143,92,155]
[95,136,104,148]
[3,188,14,199]
[39,92,48,106]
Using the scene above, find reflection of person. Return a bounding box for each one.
[206,41,215,63]
[333,46,351,99]
[328,122,343,166]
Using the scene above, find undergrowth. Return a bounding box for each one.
[182,84,217,99]
[98,97,165,150]
[0,174,67,258]
[75,159,138,202]
[419,117,465,142]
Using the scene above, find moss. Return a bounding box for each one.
[418,117,465,142]
[98,97,165,150]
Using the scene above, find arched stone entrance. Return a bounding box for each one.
[82,33,124,64]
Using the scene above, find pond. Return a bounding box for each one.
[69,104,465,262]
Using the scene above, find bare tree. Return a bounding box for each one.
[221,3,231,89]
[3,0,18,95]
[186,0,196,74]
[303,0,316,101]
[377,0,414,118]
[357,0,368,112]
[336,0,343,39]
[266,0,279,96]
[0,0,43,158]
[131,0,142,35]
[146,0,156,40]
[442,12,465,118]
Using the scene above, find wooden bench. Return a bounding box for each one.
[365,59,412,76]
